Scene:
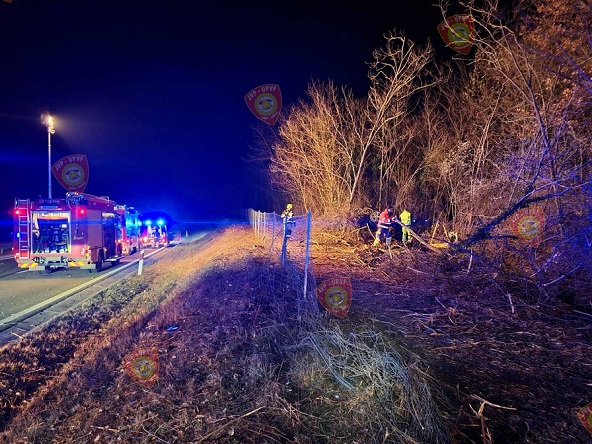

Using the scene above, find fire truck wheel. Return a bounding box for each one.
[45,266,52,274]
[96,251,104,272]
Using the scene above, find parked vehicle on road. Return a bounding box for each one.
[115,204,140,255]
[139,218,169,248]
[13,193,123,273]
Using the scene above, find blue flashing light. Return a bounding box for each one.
[145,220,152,226]
[157,218,165,226]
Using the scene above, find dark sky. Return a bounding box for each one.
[1,0,451,230]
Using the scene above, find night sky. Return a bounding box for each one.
[1,0,453,235]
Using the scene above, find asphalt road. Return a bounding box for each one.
[0,226,217,330]
[0,249,148,322]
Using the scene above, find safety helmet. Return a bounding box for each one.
[286,203,293,210]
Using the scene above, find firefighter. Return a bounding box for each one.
[373,206,395,247]
[400,208,412,243]
[281,203,294,218]
[281,203,295,238]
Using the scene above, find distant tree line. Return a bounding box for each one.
[253,0,592,300]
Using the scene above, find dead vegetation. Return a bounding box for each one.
[310,229,592,443]
[0,225,591,443]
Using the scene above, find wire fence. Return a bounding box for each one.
[246,208,450,443]
[247,208,316,313]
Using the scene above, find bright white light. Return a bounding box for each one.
[42,114,55,134]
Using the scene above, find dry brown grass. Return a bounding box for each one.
[0,226,451,444]
[2,223,588,443]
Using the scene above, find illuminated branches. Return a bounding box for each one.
[269,33,436,216]
[436,0,592,296]
[259,0,591,299]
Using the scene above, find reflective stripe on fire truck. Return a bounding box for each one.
[18,262,38,269]
[68,262,87,267]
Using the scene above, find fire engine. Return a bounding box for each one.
[115,204,140,255]
[140,217,169,248]
[13,193,122,273]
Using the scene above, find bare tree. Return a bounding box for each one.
[269,81,360,215]
[436,0,592,297]
[348,32,436,208]
[264,31,438,218]
[259,0,591,300]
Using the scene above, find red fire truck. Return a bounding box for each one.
[115,204,140,255]
[13,193,122,273]
[140,217,169,248]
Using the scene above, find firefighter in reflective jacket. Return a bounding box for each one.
[281,203,295,238]
[373,207,395,247]
[400,209,412,243]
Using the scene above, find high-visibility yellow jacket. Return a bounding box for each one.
[400,210,411,226]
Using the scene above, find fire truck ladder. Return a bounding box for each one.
[16,199,31,259]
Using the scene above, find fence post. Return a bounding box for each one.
[281,214,288,266]
[303,210,312,299]
[258,211,262,238]
[256,211,260,238]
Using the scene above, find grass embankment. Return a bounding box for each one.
[0,227,448,443]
